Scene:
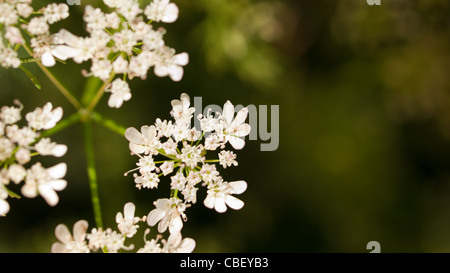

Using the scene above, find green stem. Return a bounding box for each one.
[90,111,127,135]
[83,120,104,229]
[22,44,81,109]
[86,73,115,112]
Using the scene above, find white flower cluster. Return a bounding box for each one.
[0,101,68,216]
[0,0,69,68]
[51,202,195,253]
[49,0,188,108]
[125,93,250,238]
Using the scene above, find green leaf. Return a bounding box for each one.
[5,187,21,199]
[19,65,41,90]
[81,76,102,107]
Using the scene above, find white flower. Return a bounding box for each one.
[125,125,161,155]
[170,171,187,191]
[178,143,204,169]
[0,47,21,68]
[0,185,10,216]
[51,220,90,253]
[0,3,18,25]
[84,5,107,33]
[4,26,24,45]
[25,102,63,130]
[27,17,49,36]
[135,171,159,189]
[137,155,156,174]
[144,0,179,23]
[116,202,141,238]
[0,138,15,161]
[21,162,67,206]
[204,180,247,213]
[16,3,33,19]
[0,104,21,125]
[162,232,196,253]
[91,58,113,81]
[117,0,142,22]
[220,101,251,150]
[15,147,31,164]
[35,138,68,157]
[137,230,163,253]
[6,164,26,184]
[43,3,69,24]
[5,125,38,146]
[137,229,195,253]
[106,78,132,108]
[199,163,220,183]
[155,118,174,138]
[112,29,137,55]
[87,227,130,253]
[161,138,177,155]
[170,93,195,127]
[112,55,128,74]
[218,150,238,168]
[153,47,189,82]
[159,160,174,176]
[147,198,187,234]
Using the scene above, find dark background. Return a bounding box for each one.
[1,0,450,252]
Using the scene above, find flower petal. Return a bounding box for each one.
[214,197,227,213]
[73,220,88,242]
[147,208,166,227]
[162,3,179,23]
[203,195,215,209]
[223,101,234,126]
[124,202,136,221]
[225,195,244,210]
[42,51,56,67]
[39,184,59,206]
[47,163,67,179]
[125,127,145,144]
[229,136,245,150]
[228,180,247,194]
[54,223,72,244]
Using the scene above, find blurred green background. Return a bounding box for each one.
[2,0,450,252]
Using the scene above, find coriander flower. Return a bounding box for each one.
[220,101,251,150]
[25,102,63,130]
[51,220,90,253]
[137,229,195,253]
[116,202,142,238]
[21,162,68,207]
[125,125,161,155]
[0,184,10,216]
[147,198,187,234]
[162,231,196,253]
[204,180,248,213]
[144,0,179,23]
[106,78,132,108]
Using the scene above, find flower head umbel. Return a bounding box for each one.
[125,93,250,237]
[45,0,188,109]
[52,202,195,253]
[0,1,70,68]
[0,100,68,216]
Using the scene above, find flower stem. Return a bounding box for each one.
[90,111,126,136]
[22,44,81,109]
[83,120,104,229]
[86,73,115,112]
